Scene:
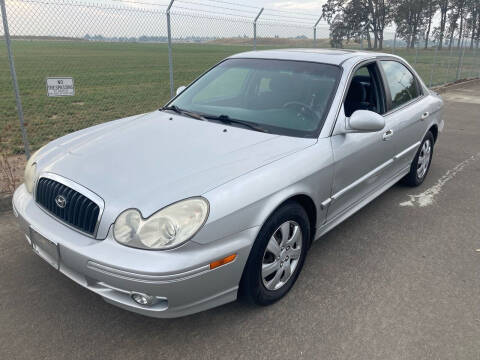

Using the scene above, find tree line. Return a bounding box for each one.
[321,0,480,50]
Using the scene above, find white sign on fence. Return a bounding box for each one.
[46,77,75,97]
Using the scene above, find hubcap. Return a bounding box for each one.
[261,221,302,291]
[417,140,431,179]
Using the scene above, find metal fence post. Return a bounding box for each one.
[166,0,175,98]
[476,46,480,78]
[253,8,263,50]
[414,39,419,66]
[456,36,465,81]
[445,41,455,81]
[392,31,396,53]
[469,41,477,79]
[429,40,439,87]
[313,17,321,48]
[1,0,30,158]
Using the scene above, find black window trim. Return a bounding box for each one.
[342,60,387,117]
[329,58,387,135]
[329,57,375,136]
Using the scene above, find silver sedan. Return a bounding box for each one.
[13,49,444,318]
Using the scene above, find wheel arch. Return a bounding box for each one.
[238,192,318,301]
[429,124,438,143]
[259,193,318,245]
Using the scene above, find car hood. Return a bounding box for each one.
[37,111,316,230]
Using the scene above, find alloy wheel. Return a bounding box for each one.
[417,139,432,179]
[261,220,303,291]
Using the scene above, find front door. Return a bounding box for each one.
[327,61,397,222]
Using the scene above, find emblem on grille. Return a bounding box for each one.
[55,195,67,209]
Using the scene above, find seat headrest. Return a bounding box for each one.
[346,81,367,103]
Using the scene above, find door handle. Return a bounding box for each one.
[383,129,394,141]
[421,112,430,120]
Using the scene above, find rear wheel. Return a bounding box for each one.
[240,202,310,305]
[403,131,434,187]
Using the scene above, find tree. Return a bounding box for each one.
[330,14,351,47]
[392,0,429,48]
[322,0,392,49]
[423,0,439,48]
[464,0,479,49]
[319,0,476,51]
[368,0,393,49]
[437,0,451,49]
[447,5,460,48]
[454,0,467,47]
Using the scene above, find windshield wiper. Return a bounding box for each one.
[161,105,206,121]
[203,114,268,133]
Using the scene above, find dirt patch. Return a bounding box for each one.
[0,154,25,195]
[72,102,85,106]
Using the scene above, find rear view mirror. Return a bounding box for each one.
[347,110,385,132]
[176,86,186,96]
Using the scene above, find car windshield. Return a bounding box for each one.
[168,58,341,137]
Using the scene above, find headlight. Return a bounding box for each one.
[113,198,209,250]
[24,147,44,193]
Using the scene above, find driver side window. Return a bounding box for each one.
[344,63,386,117]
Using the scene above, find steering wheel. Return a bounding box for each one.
[282,101,318,122]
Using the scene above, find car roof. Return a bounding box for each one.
[229,48,393,66]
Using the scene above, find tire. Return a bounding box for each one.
[239,201,310,306]
[403,131,435,187]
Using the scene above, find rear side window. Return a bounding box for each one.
[380,60,420,110]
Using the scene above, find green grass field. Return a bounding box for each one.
[1,40,479,154]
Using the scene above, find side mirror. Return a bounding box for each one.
[347,110,385,132]
[176,86,186,96]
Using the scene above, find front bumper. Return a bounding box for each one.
[12,185,257,318]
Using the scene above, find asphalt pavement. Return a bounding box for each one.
[1,81,480,360]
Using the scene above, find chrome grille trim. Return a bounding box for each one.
[34,173,105,238]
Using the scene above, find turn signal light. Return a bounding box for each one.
[210,254,236,270]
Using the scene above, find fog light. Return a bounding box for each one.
[131,293,156,306]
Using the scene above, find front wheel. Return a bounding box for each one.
[403,131,434,187]
[239,202,310,305]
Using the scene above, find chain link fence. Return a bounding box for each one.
[1,0,480,166]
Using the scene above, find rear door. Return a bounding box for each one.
[379,60,430,171]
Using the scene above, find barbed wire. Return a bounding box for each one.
[172,5,254,19]
[260,13,324,24]
[8,0,328,28]
[190,0,259,10]
[108,0,168,7]
[175,0,258,15]
[199,0,324,18]
[104,0,326,21]
[15,0,166,13]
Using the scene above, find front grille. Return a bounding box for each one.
[35,177,100,235]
